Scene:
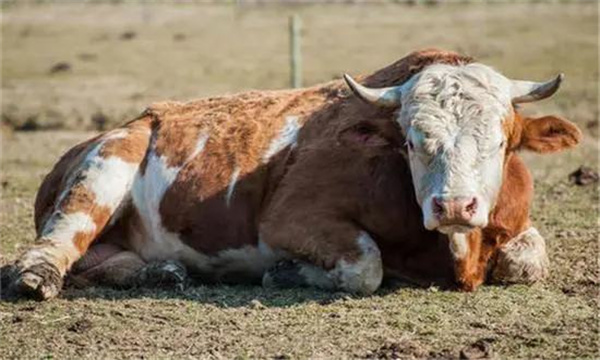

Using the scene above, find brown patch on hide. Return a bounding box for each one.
[487,153,533,243]
[59,184,112,253]
[362,48,473,88]
[152,88,330,255]
[99,118,151,163]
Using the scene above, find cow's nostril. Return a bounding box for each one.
[432,196,444,216]
[465,197,478,214]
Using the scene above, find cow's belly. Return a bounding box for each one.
[126,146,279,283]
[123,206,282,283]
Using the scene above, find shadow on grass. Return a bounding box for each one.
[57,277,425,308]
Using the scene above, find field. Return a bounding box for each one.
[1,2,598,359]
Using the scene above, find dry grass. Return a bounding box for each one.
[0,2,598,359]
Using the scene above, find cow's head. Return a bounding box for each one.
[344,63,581,234]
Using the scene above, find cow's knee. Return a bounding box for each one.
[491,227,549,284]
[330,232,383,294]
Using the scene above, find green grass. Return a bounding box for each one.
[1,2,598,359]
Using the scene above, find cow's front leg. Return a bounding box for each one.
[261,226,383,295]
[491,227,548,284]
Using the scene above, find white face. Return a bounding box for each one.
[397,64,513,234]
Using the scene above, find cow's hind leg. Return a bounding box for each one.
[491,227,549,284]
[68,244,188,291]
[7,121,150,300]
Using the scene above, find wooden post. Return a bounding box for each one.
[289,15,302,89]
[141,0,150,24]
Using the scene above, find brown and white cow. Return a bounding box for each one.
[1,49,581,300]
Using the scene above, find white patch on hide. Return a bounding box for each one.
[225,166,241,207]
[131,148,183,259]
[448,232,469,260]
[87,156,139,210]
[187,131,210,162]
[41,211,97,241]
[492,227,549,284]
[330,231,383,294]
[262,115,300,162]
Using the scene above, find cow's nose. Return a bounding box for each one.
[432,196,478,223]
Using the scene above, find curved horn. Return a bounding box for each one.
[511,73,564,104]
[343,74,403,108]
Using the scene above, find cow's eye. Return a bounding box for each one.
[499,140,505,150]
[406,140,414,151]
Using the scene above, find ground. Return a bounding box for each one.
[0,2,598,359]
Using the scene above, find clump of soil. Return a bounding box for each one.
[568,166,599,186]
[120,31,137,40]
[49,62,71,74]
[68,318,93,333]
[78,53,97,62]
[173,33,186,41]
[459,338,494,359]
[366,340,428,359]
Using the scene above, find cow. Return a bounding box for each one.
[1,49,581,301]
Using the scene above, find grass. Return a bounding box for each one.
[0,2,598,359]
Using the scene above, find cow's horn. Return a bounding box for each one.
[343,74,402,108]
[511,73,564,104]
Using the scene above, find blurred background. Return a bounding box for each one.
[1,1,597,132]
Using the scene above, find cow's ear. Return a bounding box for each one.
[337,121,392,148]
[519,115,582,153]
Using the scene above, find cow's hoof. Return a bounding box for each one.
[3,261,63,301]
[262,260,308,289]
[133,260,188,290]
[456,278,481,292]
[492,227,549,285]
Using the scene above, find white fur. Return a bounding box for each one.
[187,131,210,162]
[330,231,383,294]
[262,115,300,162]
[87,156,138,210]
[41,211,97,241]
[131,149,183,257]
[225,166,241,207]
[398,63,512,230]
[448,232,469,260]
[492,227,549,284]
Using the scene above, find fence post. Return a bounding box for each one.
[289,14,302,89]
